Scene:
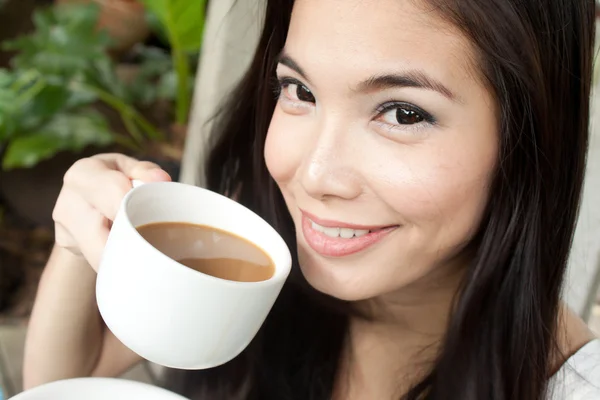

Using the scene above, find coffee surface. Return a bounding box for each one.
[136,222,275,282]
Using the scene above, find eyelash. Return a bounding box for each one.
[375,102,436,124]
[273,77,306,100]
[274,76,437,130]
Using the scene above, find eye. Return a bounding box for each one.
[279,78,316,104]
[376,102,434,127]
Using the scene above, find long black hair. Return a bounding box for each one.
[166,1,596,399]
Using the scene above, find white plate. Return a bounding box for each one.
[10,378,189,400]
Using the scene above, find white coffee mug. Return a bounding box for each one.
[96,181,292,370]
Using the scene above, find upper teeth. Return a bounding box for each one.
[311,221,370,238]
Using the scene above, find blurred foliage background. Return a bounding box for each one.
[0,0,206,318]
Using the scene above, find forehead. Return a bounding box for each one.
[286,0,478,90]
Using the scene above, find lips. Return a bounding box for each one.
[300,210,398,257]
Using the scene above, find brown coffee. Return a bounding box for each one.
[136,222,275,282]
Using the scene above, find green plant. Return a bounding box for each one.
[0,69,114,168]
[140,0,207,125]
[0,3,163,170]
[125,44,195,107]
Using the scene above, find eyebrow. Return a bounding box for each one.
[358,72,456,100]
[277,52,457,101]
[278,53,311,82]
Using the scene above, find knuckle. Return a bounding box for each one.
[90,153,114,163]
[54,234,71,249]
[92,152,131,160]
[51,206,62,224]
[63,158,96,185]
[135,160,160,171]
[106,170,133,196]
[52,193,68,224]
[54,226,74,248]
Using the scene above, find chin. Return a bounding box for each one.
[296,245,377,302]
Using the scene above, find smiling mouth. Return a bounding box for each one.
[309,220,389,239]
[300,211,399,258]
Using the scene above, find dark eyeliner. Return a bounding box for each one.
[273,76,307,100]
[376,101,436,124]
[278,76,307,89]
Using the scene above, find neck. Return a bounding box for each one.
[335,258,466,399]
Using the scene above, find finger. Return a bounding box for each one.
[92,153,139,172]
[54,222,80,254]
[53,188,110,270]
[129,161,172,183]
[93,153,172,183]
[54,222,87,258]
[64,158,133,221]
[67,158,171,220]
[76,215,110,272]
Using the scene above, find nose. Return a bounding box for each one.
[299,119,363,202]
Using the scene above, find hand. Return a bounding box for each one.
[52,153,171,271]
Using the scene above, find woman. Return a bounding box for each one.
[23,0,599,399]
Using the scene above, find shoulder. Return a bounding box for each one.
[548,339,600,400]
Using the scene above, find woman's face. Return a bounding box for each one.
[265,0,498,301]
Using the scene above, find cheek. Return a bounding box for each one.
[377,130,497,249]
[419,161,492,235]
[264,108,304,186]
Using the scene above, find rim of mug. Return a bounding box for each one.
[10,377,189,400]
[119,181,293,287]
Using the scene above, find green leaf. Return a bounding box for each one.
[3,4,113,78]
[64,82,98,108]
[2,110,114,169]
[122,46,173,105]
[144,9,169,46]
[85,57,125,99]
[0,90,16,139]
[0,69,13,86]
[17,84,71,130]
[156,70,177,100]
[0,70,24,139]
[155,69,194,102]
[0,69,16,118]
[3,132,65,169]
[140,0,207,52]
[137,46,173,75]
[137,0,205,123]
[0,3,156,154]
